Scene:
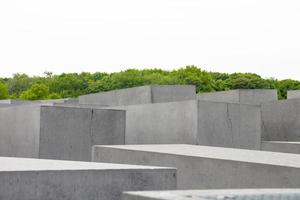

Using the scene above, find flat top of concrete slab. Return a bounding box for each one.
[0,157,174,172]
[96,144,300,168]
[262,141,300,144]
[124,189,300,200]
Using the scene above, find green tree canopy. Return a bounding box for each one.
[20,83,50,100]
[0,82,9,100]
[1,66,299,100]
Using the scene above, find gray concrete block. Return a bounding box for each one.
[122,100,198,145]
[123,189,300,200]
[79,85,196,106]
[0,105,125,161]
[0,99,78,106]
[261,141,300,154]
[93,144,300,189]
[197,101,261,149]
[116,100,261,149]
[0,157,176,200]
[197,89,277,105]
[261,99,300,141]
[287,90,300,99]
[0,99,37,105]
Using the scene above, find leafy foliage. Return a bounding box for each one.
[0,82,9,99]
[20,83,50,100]
[0,66,299,100]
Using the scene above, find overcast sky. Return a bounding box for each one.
[0,0,300,80]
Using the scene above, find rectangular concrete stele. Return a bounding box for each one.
[287,90,300,99]
[0,157,176,200]
[79,85,196,106]
[0,104,125,161]
[261,99,300,141]
[0,99,36,105]
[123,189,300,200]
[114,100,261,149]
[261,141,300,154]
[93,144,300,189]
[197,89,277,105]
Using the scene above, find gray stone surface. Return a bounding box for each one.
[0,99,38,105]
[0,99,78,106]
[0,104,41,158]
[121,100,198,145]
[79,85,196,106]
[197,101,261,149]
[261,99,300,141]
[0,156,176,200]
[261,141,300,154]
[0,105,125,161]
[123,189,300,200]
[114,100,261,149]
[93,144,300,189]
[287,90,300,99]
[197,89,277,105]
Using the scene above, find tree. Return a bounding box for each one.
[225,73,272,89]
[7,73,32,96]
[0,82,9,99]
[277,79,300,99]
[20,83,50,100]
[170,66,214,93]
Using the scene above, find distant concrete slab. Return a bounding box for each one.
[79,85,196,106]
[261,99,300,141]
[114,100,261,149]
[0,104,125,161]
[197,89,277,105]
[123,189,300,200]
[262,141,300,154]
[0,157,176,200]
[0,98,78,106]
[93,144,300,189]
[287,90,300,99]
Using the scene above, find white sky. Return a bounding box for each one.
[0,0,300,80]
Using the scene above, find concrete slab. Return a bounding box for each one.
[0,99,78,106]
[261,141,300,154]
[197,101,261,149]
[0,156,176,200]
[0,99,37,105]
[261,99,300,141]
[114,100,261,149]
[93,144,300,189]
[0,104,125,161]
[79,85,196,106]
[197,89,277,105]
[123,189,300,200]
[287,90,300,99]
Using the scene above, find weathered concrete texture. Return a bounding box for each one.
[123,189,300,200]
[261,99,300,141]
[0,105,41,158]
[39,98,79,105]
[0,99,78,106]
[121,100,198,145]
[0,157,176,200]
[287,90,300,99]
[79,85,196,106]
[0,105,125,161]
[197,101,261,149]
[0,99,37,105]
[261,141,300,154]
[93,144,300,189]
[197,89,277,105]
[115,100,260,149]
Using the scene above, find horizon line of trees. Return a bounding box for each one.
[0,66,300,100]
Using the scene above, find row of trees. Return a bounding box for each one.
[0,66,300,100]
